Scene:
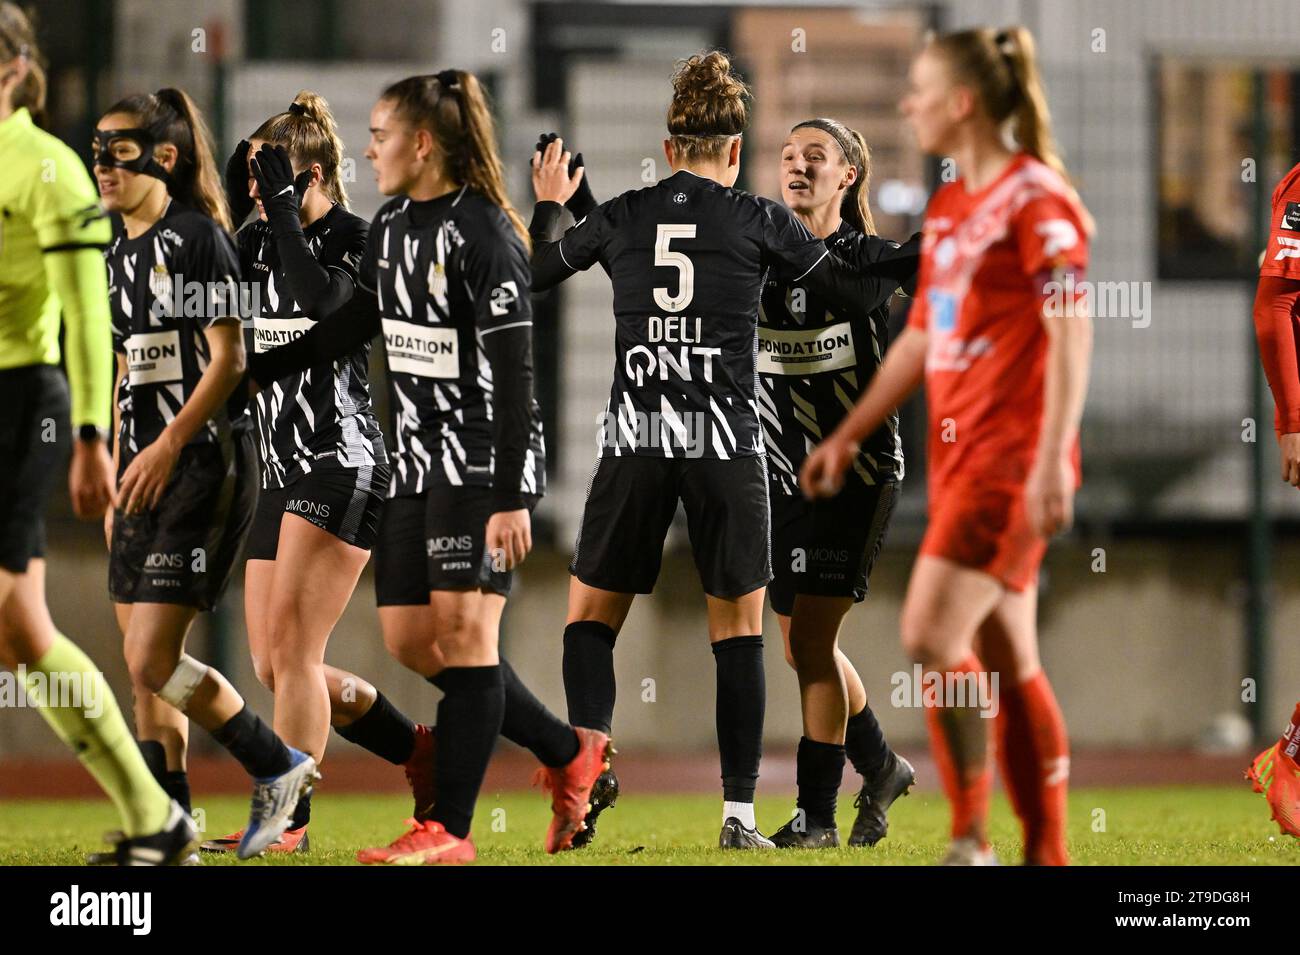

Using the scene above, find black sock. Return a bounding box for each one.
[138,741,190,814]
[796,736,845,828]
[500,657,579,767]
[334,690,418,765]
[845,705,891,780]
[161,770,191,816]
[562,621,617,734]
[290,790,311,830]
[138,739,166,781]
[427,666,504,839]
[712,635,765,803]
[211,704,293,779]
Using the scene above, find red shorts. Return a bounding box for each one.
[920,481,1046,592]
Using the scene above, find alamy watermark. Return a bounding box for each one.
[1,667,104,718]
[1042,274,1151,329]
[145,273,263,320]
[597,408,713,458]
[890,664,1000,718]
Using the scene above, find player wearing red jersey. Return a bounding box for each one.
[1247,159,1300,839]
[802,26,1092,865]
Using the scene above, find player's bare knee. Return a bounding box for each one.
[789,636,833,675]
[900,609,945,666]
[267,635,318,681]
[125,651,175,696]
[436,621,493,661]
[382,629,427,671]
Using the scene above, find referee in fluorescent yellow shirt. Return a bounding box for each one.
[0,3,195,865]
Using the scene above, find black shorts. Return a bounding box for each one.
[244,462,388,560]
[0,365,69,574]
[767,479,898,616]
[109,432,258,610]
[374,485,542,606]
[570,454,771,599]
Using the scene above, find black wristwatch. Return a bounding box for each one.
[77,424,107,443]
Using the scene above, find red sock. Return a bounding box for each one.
[924,655,991,844]
[996,670,1070,865]
[1281,702,1300,763]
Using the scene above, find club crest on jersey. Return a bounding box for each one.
[673,192,687,204]
[427,260,447,299]
[148,264,173,301]
[489,280,519,316]
[1282,202,1300,232]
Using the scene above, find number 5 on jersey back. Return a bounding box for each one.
[653,223,696,312]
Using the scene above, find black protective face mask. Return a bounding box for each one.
[92,128,171,183]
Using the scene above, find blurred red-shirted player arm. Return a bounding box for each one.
[1254,162,1300,441]
[1253,276,1300,435]
[1016,191,1092,535]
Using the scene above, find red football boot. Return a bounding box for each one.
[356,819,475,865]
[534,728,612,854]
[200,825,309,854]
[1245,742,1300,839]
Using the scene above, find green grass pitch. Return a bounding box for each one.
[0,786,1294,865]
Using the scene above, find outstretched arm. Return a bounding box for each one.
[1253,275,1300,485]
[247,287,381,388]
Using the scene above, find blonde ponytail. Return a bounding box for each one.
[252,90,351,208]
[929,26,1092,232]
[996,27,1068,184]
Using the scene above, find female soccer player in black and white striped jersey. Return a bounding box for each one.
[248,71,609,863]
[0,6,191,867]
[529,51,906,848]
[95,88,316,860]
[201,92,432,855]
[758,118,919,849]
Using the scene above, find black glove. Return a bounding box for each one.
[224,139,255,225]
[533,131,597,219]
[250,143,314,222]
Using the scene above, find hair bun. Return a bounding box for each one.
[287,101,308,116]
[667,50,750,138]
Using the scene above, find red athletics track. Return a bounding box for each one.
[0,749,1251,800]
